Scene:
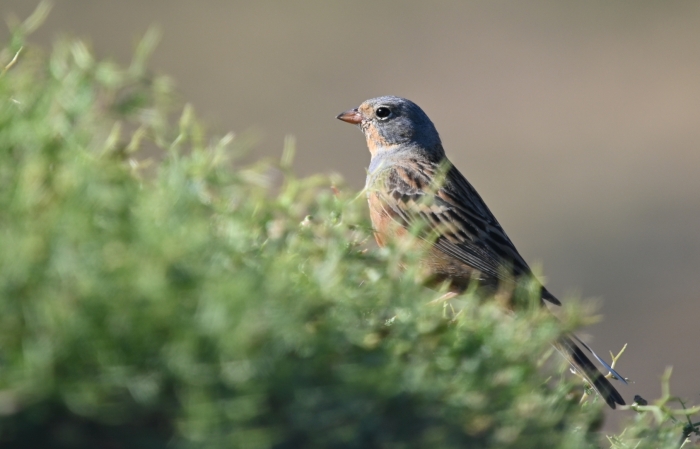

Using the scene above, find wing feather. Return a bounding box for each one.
[368,159,560,305]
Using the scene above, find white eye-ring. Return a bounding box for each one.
[375,107,391,119]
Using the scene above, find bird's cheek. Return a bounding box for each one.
[364,125,389,157]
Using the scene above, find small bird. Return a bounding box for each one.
[337,96,626,408]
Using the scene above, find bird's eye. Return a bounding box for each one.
[375,107,391,119]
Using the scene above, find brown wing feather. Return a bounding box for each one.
[367,158,560,305]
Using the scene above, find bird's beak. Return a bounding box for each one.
[336,108,362,125]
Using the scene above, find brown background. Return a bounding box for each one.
[3,1,699,428]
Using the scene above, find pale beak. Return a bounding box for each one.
[336,108,362,125]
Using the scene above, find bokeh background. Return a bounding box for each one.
[2,0,698,428]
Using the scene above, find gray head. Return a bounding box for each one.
[337,96,443,158]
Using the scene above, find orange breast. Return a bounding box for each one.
[367,192,408,247]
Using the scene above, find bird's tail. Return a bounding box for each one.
[556,335,626,409]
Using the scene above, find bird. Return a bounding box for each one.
[336,95,626,409]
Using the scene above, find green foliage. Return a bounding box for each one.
[0,6,696,448]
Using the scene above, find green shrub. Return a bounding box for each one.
[0,5,696,448]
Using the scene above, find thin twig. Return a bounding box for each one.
[1,46,22,76]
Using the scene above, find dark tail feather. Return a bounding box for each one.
[571,334,627,385]
[556,335,625,409]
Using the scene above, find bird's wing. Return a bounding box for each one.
[371,159,631,390]
[370,159,560,305]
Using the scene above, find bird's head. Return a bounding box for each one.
[337,96,443,158]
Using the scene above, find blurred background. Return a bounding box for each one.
[2,0,698,428]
